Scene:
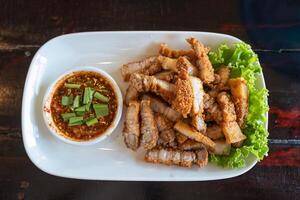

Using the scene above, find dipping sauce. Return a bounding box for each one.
[50,71,118,141]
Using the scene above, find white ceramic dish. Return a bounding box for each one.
[42,67,123,145]
[22,31,267,181]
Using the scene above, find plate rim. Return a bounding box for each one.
[21,31,267,181]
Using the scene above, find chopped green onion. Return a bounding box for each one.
[65,83,81,89]
[69,94,74,105]
[75,105,86,112]
[85,102,91,111]
[86,117,98,126]
[68,121,83,126]
[94,92,109,102]
[61,113,76,122]
[73,95,81,108]
[84,114,95,122]
[76,111,85,116]
[83,87,94,104]
[93,104,109,118]
[69,116,83,124]
[61,96,70,106]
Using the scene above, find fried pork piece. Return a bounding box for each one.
[174,121,215,149]
[176,57,199,79]
[217,92,236,122]
[210,140,231,155]
[186,37,215,84]
[159,43,196,59]
[123,101,140,150]
[221,121,246,144]
[143,95,182,122]
[140,100,159,150]
[121,56,161,81]
[175,131,188,144]
[203,92,223,123]
[130,73,176,104]
[179,139,205,150]
[157,56,199,81]
[189,76,204,114]
[195,147,208,167]
[228,77,249,127]
[155,114,176,147]
[124,84,139,106]
[188,76,206,131]
[171,79,193,117]
[145,148,196,167]
[192,114,206,133]
[217,92,246,143]
[217,66,230,89]
[206,124,224,140]
[154,71,175,82]
[158,56,178,72]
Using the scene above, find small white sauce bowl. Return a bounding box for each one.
[42,67,123,145]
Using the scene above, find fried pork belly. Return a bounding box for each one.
[175,131,188,144]
[187,76,207,131]
[179,139,205,151]
[158,56,178,72]
[176,56,199,79]
[122,101,140,150]
[189,76,205,114]
[228,77,249,127]
[140,100,159,150]
[210,140,231,155]
[195,147,208,167]
[186,37,215,84]
[143,95,182,122]
[217,66,230,89]
[121,56,161,81]
[159,43,195,59]
[174,121,215,149]
[171,79,193,117]
[217,92,246,143]
[192,114,207,133]
[124,84,139,106]
[221,121,246,144]
[155,114,176,147]
[130,73,175,104]
[145,148,196,167]
[206,124,224,140]
[205,103,223,124]
[217,92,236,122]
[154,71,175,82]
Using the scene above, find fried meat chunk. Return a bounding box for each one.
[155,114,176,147]
[186,37,215,84]
[159,43,195,59]
[130,73,176,104]
[143,95,182,122]
[228,77,249,127]
[174,121,215,149]
[121,56,161,81]
[140,100,159,150]
[171,79,193,117]
[145,148,196,167]
[123,101,141,150]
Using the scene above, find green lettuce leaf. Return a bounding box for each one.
[208,43,269,168]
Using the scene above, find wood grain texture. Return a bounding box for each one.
[0,157,299,200]
[0,0,299,199]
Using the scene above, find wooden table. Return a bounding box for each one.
[0,1,299,199]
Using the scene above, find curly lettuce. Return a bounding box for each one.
[208,43,269,168]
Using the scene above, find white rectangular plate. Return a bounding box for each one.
[22,31,265,181]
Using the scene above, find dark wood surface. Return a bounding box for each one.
[0,0,299,199]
